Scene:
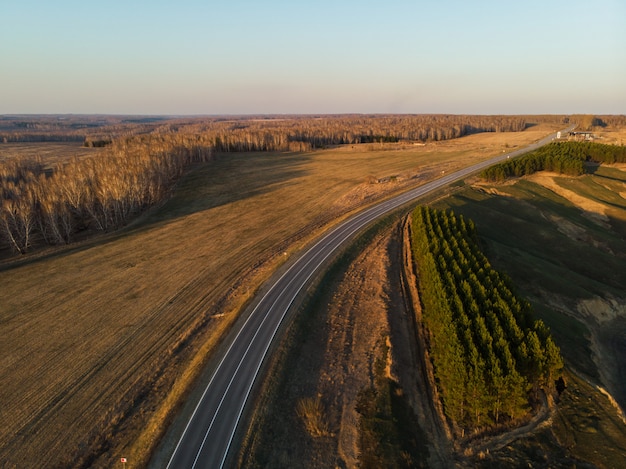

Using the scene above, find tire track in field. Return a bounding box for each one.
[3,262,244,465]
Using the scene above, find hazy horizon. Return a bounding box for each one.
[2,0,624,115]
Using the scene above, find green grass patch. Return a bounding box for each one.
[594,164,626,182]
[557,174,626,210]
[433,174,626,382]
[438,168,626,468]
[531,302,597,381]
[438,181,626,298]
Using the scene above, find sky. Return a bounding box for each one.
[1,0,624,115]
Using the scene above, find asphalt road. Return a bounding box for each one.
[164,126,573,468]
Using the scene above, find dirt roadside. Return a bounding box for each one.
[239,219,455,467]
[240,213,571,467]
[398,217,455,468]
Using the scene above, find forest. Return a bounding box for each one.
[0,114,533,147]
[411,206,562,432]
[0,135,212,253]
[480,141,626,182]
[3,114,622,255]
[0,114,534,255]
[180,114,529,152]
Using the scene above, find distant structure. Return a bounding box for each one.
[568,131,595,141]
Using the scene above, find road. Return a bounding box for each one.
[163,126,573,468]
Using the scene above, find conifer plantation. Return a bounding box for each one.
[410,206,563,432]
[480,141,626,182]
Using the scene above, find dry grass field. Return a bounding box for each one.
[0,141,106,165]
[0,124,560,467]
[595,126,626,146]
[238,129,626,469]
[433,161,626,467]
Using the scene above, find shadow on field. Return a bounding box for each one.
[436,180,626,407]
[0,151,311,271]
[134,151,311,230]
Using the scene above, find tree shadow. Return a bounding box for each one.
[0,151,312,271]
[131,150,312,231]
[436,181,626,384]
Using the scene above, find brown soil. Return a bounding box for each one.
[241,216,566,468]
[0,125,563,468]
[240,222,455,467]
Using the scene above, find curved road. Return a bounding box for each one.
[164,126,573,468]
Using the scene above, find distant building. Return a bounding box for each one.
[569,131,595,141]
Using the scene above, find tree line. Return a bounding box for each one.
[569,114,626,130]
[176,114,528,152]
[0,114,537,147]
[0,115,537,255]
[0,115,169,143]
[411,206,562,432]
[0,135,212,253]
[480,141,626,182]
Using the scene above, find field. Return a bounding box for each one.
[434,165,626,466]
[0,141,106,165]
[237,136,626,468]
[438,167,626,400]
[0,124,561,467]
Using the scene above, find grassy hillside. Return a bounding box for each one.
[434,164,626,467]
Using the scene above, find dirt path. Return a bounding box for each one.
[396,218,455,468]
[239,222,457,467]
[318,220,462,468]
[467,391,552,456]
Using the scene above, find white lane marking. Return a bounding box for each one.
[216,127,572,468]
[218,196,388,468]
[168,220,354,468]
[168,126,572,468]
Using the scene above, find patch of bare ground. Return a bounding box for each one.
[456,391,553,461]
[580,298,626,414]
[536,289,626,417]
[0,125,562,468]
[318,230,393,468]
[240,222,452,468]
[527,172,612,226]
[243,213,578,469]
[542,292,626,419]
[523,171,626,413]
[399,217,455,467]
[332,170,438,213]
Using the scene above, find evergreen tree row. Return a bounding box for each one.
[0,115,530,256]
[410,206,562,431]
[481,141,626,182]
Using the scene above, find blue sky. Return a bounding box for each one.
[1,0,624,115]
